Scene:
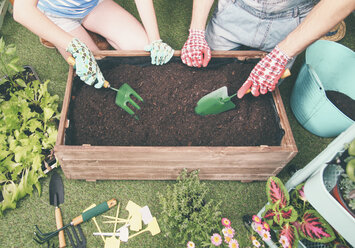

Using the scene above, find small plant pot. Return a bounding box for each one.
[331,178,355,218]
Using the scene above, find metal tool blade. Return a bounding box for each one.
[49,171,64,206]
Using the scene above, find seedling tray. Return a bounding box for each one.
[54,50,297,181]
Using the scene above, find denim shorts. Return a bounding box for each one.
[205,0,316,52]
[39,0,105,32]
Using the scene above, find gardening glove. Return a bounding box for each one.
[66,38,105,89]
[237,45,292,98]
[181,29,211,68]
[144,39,174,65]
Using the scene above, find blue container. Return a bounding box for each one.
[291,40,355,137]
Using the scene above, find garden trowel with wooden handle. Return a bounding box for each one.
[49,171,66,248]
[195,68,291,116]
[67,56,143,120]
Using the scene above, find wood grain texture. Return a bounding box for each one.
[55,51,297,181]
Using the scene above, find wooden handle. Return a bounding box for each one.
[281,68,291,79]
[103,80,110,88]
[66,56,75,66]
[72,199,118,226]
[55,207,66,248]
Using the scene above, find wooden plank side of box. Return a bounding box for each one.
[55,145,295,181]
[55,51,297,181]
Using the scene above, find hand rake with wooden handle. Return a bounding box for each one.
[34,199,117,244]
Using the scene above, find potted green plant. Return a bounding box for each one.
[0,37,60,216]
[158,169,222,247]
[330,138,355,217]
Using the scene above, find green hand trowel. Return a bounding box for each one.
[195,86,242,116]
[195,69,291,116]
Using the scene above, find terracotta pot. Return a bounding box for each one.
[331,179,355,218]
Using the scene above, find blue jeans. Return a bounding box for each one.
[205,0,315,52]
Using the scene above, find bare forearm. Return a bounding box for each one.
[190,0,215,30]
[278,0,355,57]
[13,0,72,50]
[135,0,160,43]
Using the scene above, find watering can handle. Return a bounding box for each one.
[71,199,117,226]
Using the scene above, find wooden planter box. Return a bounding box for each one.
[54,50,297,182]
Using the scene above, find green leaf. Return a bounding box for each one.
[34,181,42,196]
[13,144,29,163]
[2,155,20,173]
[31,154,43,172]
[15,78,27,88]
[27,119,43,133]
[0,173,7,183]
[0,149,10,161]
[262,203,277,226]
[1,182,18,211]
[42,126,57,149]
[266,177,289,208]
[0,76,8,85]
[17,170,34,199]
[299,210,336,243]
[43,107,55,122]
[5,45,16,56]
[7,63,22,73]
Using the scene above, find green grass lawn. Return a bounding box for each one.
[0,2,354,247]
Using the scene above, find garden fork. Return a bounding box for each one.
[65,224,86,248]
[103,81,143,120]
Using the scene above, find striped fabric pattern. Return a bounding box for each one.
[37,0,99,18]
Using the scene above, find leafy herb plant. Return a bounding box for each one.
[0,39,60,216]
[158,169,221,246]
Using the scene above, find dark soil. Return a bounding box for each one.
[67,58,285,146]
[326,91,355,121]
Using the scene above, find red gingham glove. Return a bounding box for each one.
[237,46,292,98]
[181,29,211,67]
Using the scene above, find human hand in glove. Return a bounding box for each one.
[66,38,105,89]
[237,46,292,98]
[181,29,211,68]
[145,40,174,65]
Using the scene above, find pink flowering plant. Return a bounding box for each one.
[258,177,336,248]
[241,215,269,248]
[200,217,241,248]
